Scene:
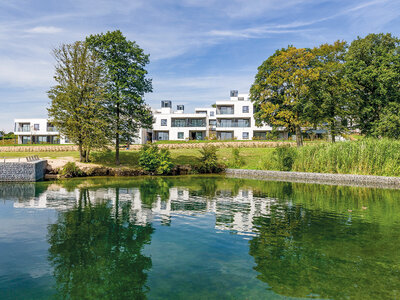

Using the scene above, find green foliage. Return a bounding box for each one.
[229,148,245,168]
[139,144,174,175]
[86,30,153,165]
[345,33,400,135]
[48,41,109,162]
[61,162,85,178]
[197,144,225,173]
[371,102,400,139]
[250,46,321,147]
[264,146,297,171]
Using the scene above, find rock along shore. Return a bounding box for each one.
[226,168,400,189]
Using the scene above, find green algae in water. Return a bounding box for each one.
[0,176,400,299]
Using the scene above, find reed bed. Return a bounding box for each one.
[292,139,400,176]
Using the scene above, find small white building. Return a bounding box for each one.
[14,119,69,144]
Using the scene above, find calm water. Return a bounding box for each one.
[0,176,400,299]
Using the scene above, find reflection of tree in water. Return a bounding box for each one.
[249,203,400,299]
[48,188,154,300]
[139,178,172,205]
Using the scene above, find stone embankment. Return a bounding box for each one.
[0,160,47,182]
[226,169,400,189]
[0,141,291,152]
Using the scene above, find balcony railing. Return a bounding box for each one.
[217,119,250,128]
[47,127,58,132]
[17,127,31,132]
[216,107,234,115]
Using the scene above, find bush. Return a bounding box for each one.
[229,148,245,168]
[197,144,225,173]
[264,146,297,171]
[61,162,85,178]
[139,144,174,175]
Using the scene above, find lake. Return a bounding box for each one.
[0,176,399,299]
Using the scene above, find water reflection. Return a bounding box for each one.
[2,176,400,299]
[48,188,154,299]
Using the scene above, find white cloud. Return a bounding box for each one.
[25,26,63,34]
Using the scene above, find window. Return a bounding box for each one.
[161,119,167,126]
[210,111,215,116]
[34,124,40,130]
[217,106,234,114]
[157,132,169,140]
[172,119,186,127]
[242,106,249,113]
[178,132,184,139]
[242,132,249,139]
[177,105,184,111]
[37,136,47,143]
[209,120,216,126]
[217,132,234,140]
[238,97,244,101]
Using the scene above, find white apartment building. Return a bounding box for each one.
[13,90,288,144]
[14,119,69,144]
[151,90,287,141]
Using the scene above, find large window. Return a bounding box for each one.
[22,136,31,144]
[19,124,30,132]
[242,106,249,113]
[171,118,206,127]
[209,120,217,126]
[157,132,169,140]
[253,131,267,140]
[178,132,184,139]
[161,119,167,126]
[217,119,250,127]
[217,131,234,140]
[217,106,234,115]
[37,136,47,143]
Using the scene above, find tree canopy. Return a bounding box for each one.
[86,30,153,165]
[48,41,109,162]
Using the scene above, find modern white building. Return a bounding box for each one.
[151,90,287,141]
[14,119,69,144]
[13,90,288,144]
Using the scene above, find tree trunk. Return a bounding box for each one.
[331,122,336,143]
[115,103,120,166]
[295,125,303,147]
[79,144,84,162]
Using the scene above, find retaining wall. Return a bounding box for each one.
[226,169,400,189]
[0,160,47,182]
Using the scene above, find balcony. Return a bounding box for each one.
[217,119,250,128]
[171,118,206,127]
[17,127,31,132]
[47,127,58,132]
[216,106,234,115]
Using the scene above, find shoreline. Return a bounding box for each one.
[226,169,400,189]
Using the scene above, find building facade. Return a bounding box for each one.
[14,119,69,144]
[14,90,288,144]
[151,90,287,142]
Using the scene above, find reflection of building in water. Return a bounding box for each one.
[12,185,279,236]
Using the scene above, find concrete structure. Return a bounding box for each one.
[151,90,287,142]
[14,119,69,144]
[0,160,47,182]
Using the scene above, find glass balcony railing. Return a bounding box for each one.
[217,107,234,115]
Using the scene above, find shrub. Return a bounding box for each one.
[272,146,297,171]
[61,162,85,178]
[139,144,174,175]
[197,144,225,173]
[230,148,245,168]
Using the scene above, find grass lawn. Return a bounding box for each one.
[0,147,275,170]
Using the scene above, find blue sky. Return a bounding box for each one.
[1,0,400,131]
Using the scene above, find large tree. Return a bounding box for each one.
[305,40,351,142]
[250,47,320,146]
[48,41,108,162]
[86,30,153,165]
[345,33,400,135]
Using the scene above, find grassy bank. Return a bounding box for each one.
[265,139,400,177]
[0,148,275,170]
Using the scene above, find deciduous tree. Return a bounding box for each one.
[250,47,320,146]
[345,33,400,135]
[48,41,108,162]
[86,30,153,165]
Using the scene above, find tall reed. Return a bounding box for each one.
[272,139,400,176]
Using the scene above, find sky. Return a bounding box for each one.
[1,0,400,131]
